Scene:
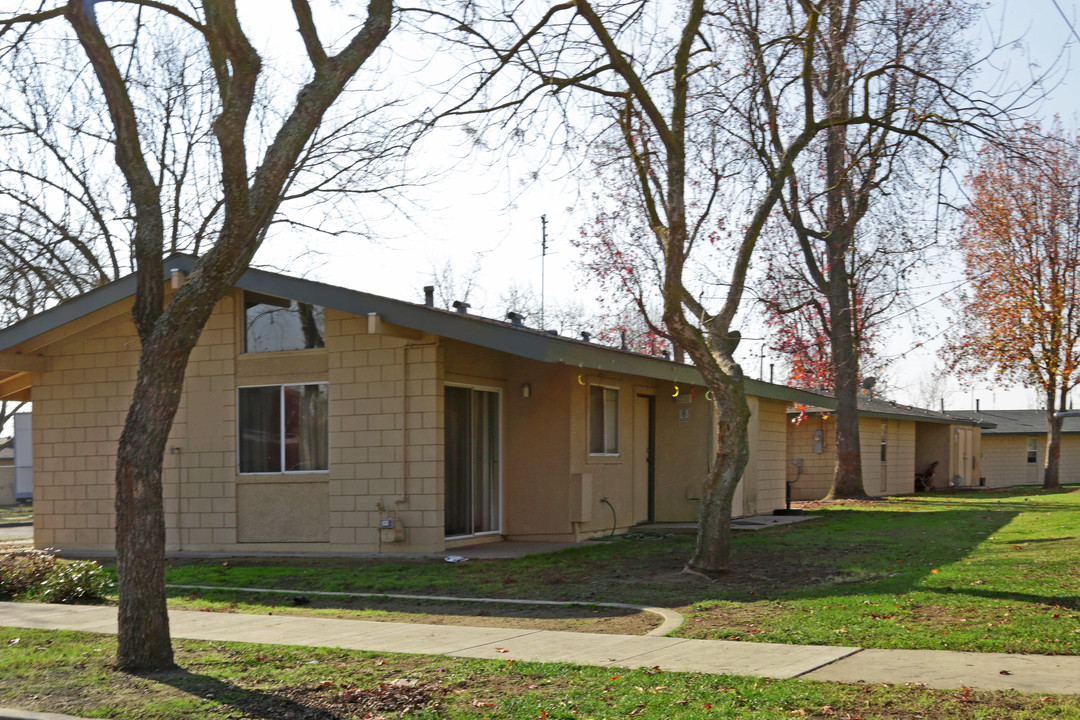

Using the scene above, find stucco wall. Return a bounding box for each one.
[653,384,711,522]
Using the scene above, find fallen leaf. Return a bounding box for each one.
[495,648,509,653]
[1000,670,1012,675]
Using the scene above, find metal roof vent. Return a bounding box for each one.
[506,312,525,326]
[452,300,471,314]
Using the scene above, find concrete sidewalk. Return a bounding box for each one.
[2,600,1079,719]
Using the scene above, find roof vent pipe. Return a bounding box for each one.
[661,349,670,360]
[976,398,980,412]
[581,331,591,343]
[452,300,471,314]
[620,330,627,350]
[423,286,434,307]
[506,312,524,326]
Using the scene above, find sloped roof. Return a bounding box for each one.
[0,254,831,407]
[947,409,1080,435]
[791,394,986,427]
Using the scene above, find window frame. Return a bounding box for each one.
[242,290,326,354]
[880,421,888,463]
[588,384,620,456]
[1026,437,1038,464]
[237,382,330,475]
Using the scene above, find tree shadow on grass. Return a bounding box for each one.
[921,585,1080,611]
[140,665,344,720]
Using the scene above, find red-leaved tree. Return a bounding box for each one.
[947,123,1080,489]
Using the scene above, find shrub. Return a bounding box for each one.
[0,550,112,603]
[0,549,56,597]
[34,560,113,604]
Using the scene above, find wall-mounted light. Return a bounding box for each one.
[521,383,532,398]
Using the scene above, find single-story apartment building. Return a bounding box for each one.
[0,437,13,505]
[0,256,830,557]
[948,409,1080,487]
[787,398,986,499]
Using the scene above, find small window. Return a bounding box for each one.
[244,291,325,353]
[880,421,888,462]
[239,383,328,473]
[589,385,619,455]
[1026,438,1038,464]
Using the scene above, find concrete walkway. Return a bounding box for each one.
[4,600,1080,708]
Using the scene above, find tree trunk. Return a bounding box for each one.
[114,334,197,671]
[825,288,867,499]
[1044,389,1063,490]
[686,368,751,576]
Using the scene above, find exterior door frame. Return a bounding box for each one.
[444,382,503,540]
[634,394,656,524]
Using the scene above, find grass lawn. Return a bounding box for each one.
[154,487,1080,655]
[2,626,1079,720]
[0,502,31,522]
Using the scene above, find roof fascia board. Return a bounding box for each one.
[0,254,851,406]
[0,274,138,353]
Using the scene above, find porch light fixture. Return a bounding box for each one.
[521,383,532,398]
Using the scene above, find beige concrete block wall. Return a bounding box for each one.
[31,311,140,552]
[323,309,442,553]
[29,292,447,556]
[168,293,239,552]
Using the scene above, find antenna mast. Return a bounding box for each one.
[540,214,548,329]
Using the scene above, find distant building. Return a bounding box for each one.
[0,435,13,505]
[948,409,1080,487]
[788,398,986,499]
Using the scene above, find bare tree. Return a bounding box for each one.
[433,0,1003,573]
[748,0,990,500]
[2,0,394,670]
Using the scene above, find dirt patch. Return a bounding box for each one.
[275,678,440,719]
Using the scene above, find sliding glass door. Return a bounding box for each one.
[444,386,501,537]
